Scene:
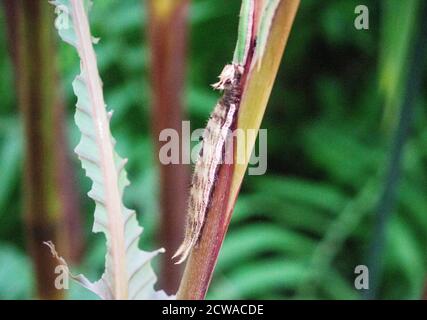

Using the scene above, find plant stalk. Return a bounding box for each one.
[177,0,300,299]
[365,2,427,299]
[2,0,83,299]
[146,0,190,294]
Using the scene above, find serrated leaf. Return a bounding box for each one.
[49,0,169,300]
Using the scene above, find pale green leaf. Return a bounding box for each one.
[49,0,169,300]
[233,0,254,65]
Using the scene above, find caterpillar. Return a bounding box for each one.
[173,63,244,264]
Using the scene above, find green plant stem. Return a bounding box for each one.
[365,2,427,299]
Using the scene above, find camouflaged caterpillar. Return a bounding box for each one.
[173,63,244,264]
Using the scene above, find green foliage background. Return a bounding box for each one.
[0,0,426,299]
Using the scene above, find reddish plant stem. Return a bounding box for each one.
[176,160,235,299]
[176,1,256,300]
[146,0,190,294]
[2,0,83,299]
[54,89,84,265]
[177,0,300,299]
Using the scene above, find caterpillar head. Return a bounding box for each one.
[212,63,244,91]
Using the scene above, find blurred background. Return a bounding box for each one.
[0,0,426,299]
